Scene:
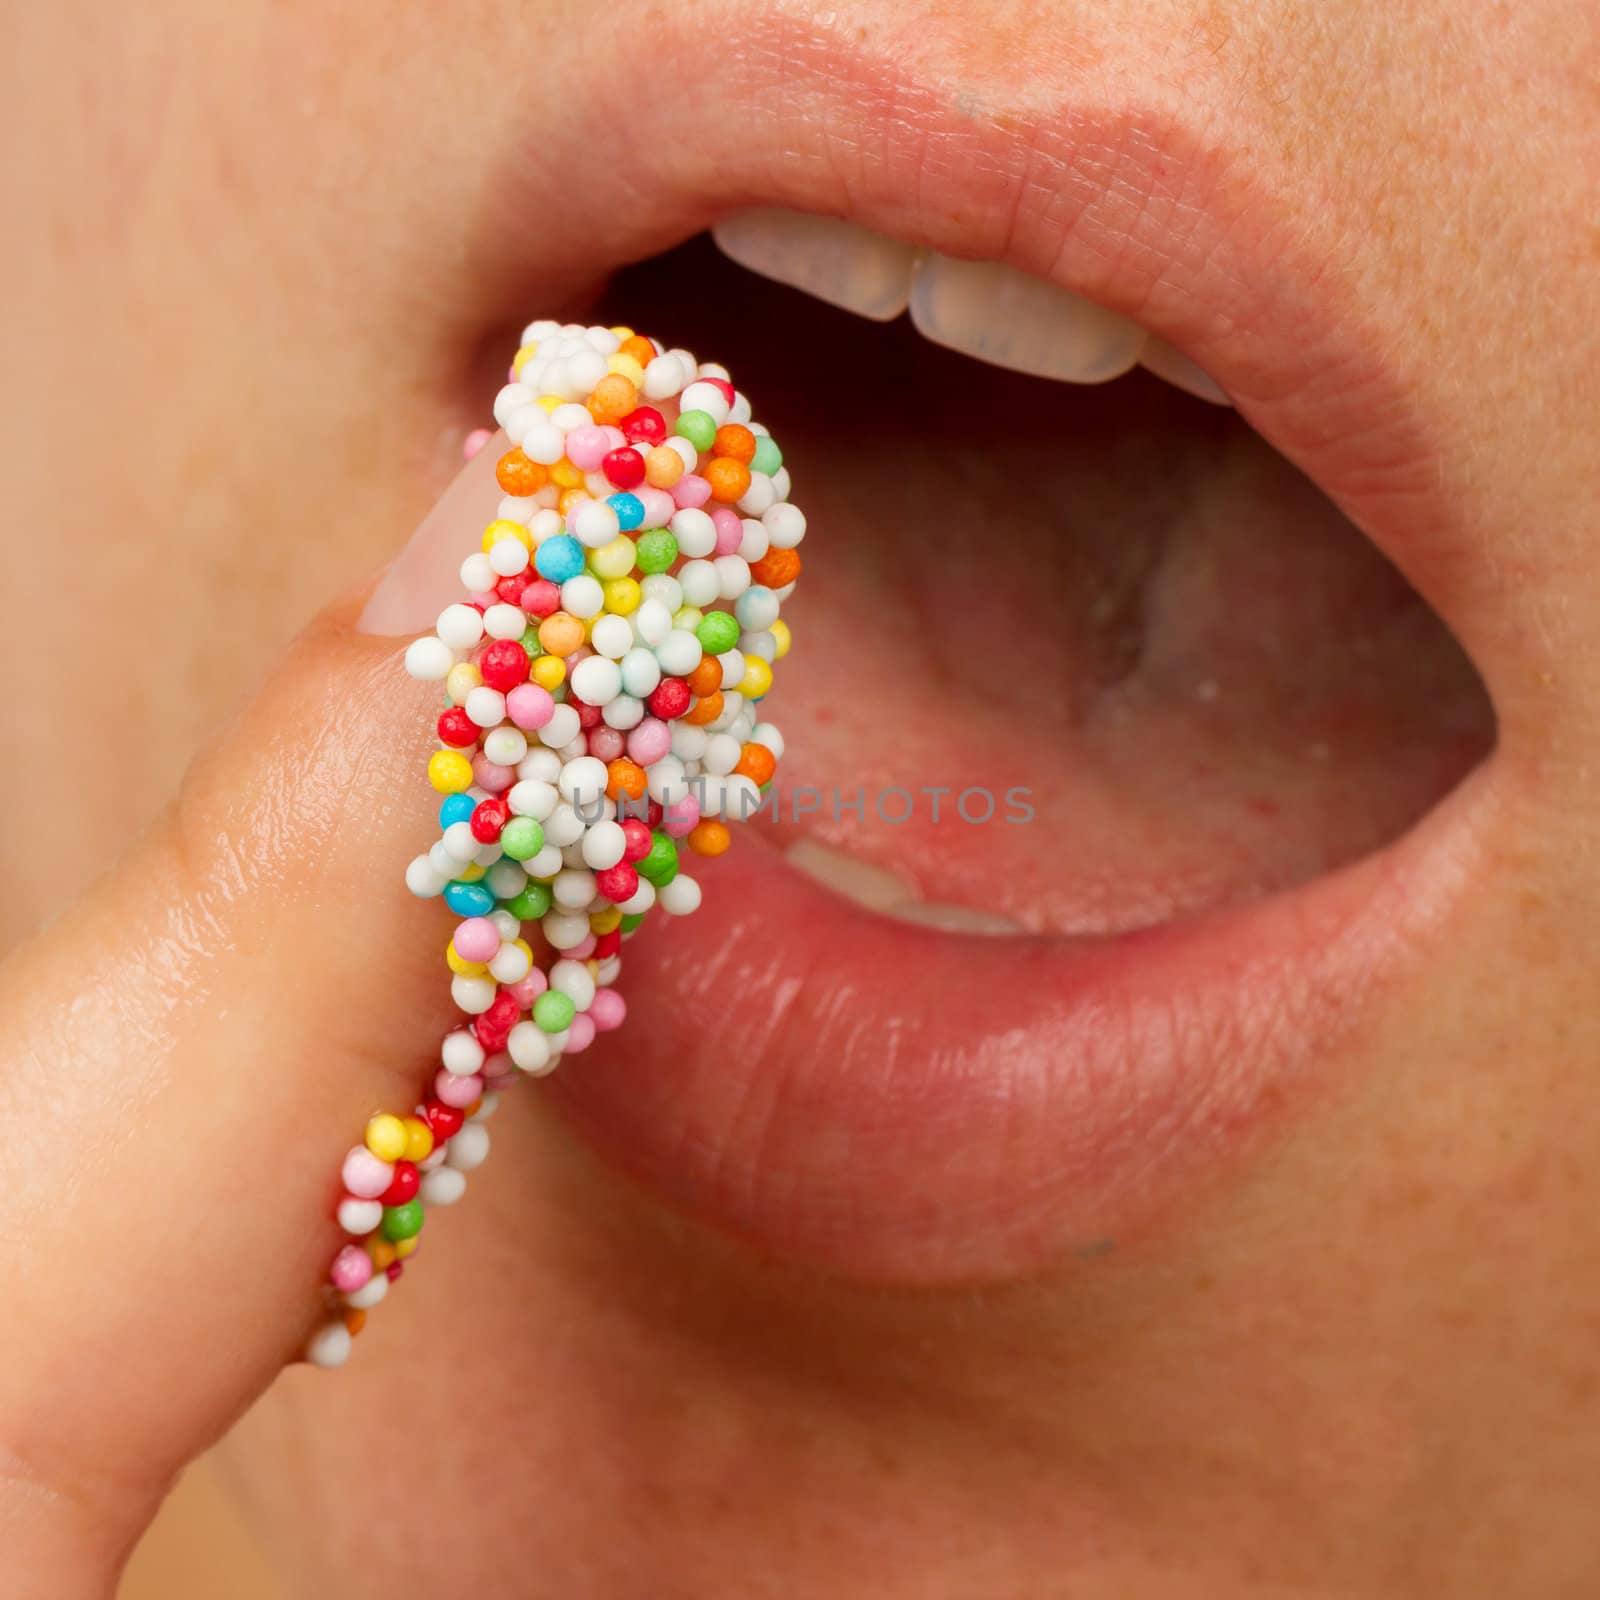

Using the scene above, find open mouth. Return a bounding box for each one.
[452,58,1501,1279]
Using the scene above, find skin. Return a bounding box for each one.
[2,1,1598,1595]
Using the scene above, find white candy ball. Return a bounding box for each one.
[678,559,720,607]
[671,508,716,558]
[655,629,703,676]
[581,819,626,871]
[436,603,485,650]
[659,874,703,916]
[539,703,581,749]
[570,655,622,707]
[404,635,454,681]
[306,1320,353,1370]
[551,958,597,1012]
[507,1019,553,1073]
[483,602,528,641]
[591,614,634,659]
[465,686,507,728]
[619,647,661,698]
[420,1167,468,1207]
[337,1197,383,1236]
[446,1122,491,1171]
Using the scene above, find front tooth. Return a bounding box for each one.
[712,210,922,322]
[1139,336,1231,406]
[882,900,1027,937]
[909,253,1147,384]
[785,838,921,912]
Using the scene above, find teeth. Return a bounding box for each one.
[1139,336,1231,406]
[909,253,1147,384]
[879,901,1027,937]
[712,210,923,322]
[784,839,1025,937]
[716,208,1217,401]
[785,839,920,912]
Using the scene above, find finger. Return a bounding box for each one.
[0,439,503,1591]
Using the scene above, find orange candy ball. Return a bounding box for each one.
[538,612,586,657]
[495,448,548,497]
[644,446,684,488]
[606,757,648,802]
[705,457,752,503]
[686,655,724,697]
[687,819,732,857]
[713,424,757,464]
[619,335,658,368]
[588,374,638,423]
[750,547,802,588]
[683,689,724,726]
[733,742,776,786]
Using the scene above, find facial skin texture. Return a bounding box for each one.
[3,1,1600,1595]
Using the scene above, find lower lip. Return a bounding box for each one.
[544,768,1490,1280]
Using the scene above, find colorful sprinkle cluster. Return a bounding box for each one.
[303,323,803,1366]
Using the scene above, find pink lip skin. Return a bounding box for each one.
[484,10,1501,1279]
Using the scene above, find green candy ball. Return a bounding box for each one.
[500,817,545,861]
[750,435,782,476]
[637,832,680,886]
[696,611,740,655]
[381,1199,425,1242]
[635,529,679,574]
[505,881,552,920]
[674,409,718,451]
[619,912,646,933]
[533,990,576,1033]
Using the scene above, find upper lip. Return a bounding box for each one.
[488,6,1498,1276]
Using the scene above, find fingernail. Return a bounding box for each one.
[357,433,508,636]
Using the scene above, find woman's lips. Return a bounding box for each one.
[464,6,1502,1277]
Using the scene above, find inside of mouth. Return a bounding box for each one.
[574,235,1494,937]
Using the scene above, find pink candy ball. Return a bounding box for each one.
[637,487,676,528]
[662,794,701,837]
[331,1243,374,1293]
[453,917,500,963]
[565,1013,596,1054]
[472,753,516,793]
[564,425,611,472]
[569,933,598,960]
[672,473,712,509]
[463,427,492,461]
[588,726,626,762]
[626,718,671,768]
[589,989,626,1032]
[711,507,744,555]
[505,969,548,1008]
[342,1146,394,1200]
[435,1068,486,1108]
[506,682,555,730]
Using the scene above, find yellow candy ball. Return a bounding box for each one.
[394,1236,421,1259]
[673,605,704,633]
[428,749,474,794]
[365,1113,406,1162]
[481,517,532,554]
[588,535,637,580]
[739,657,774,699]
[401,1116,435,1163]
[446,940,487,977]
[602,577,641,616]
[589,905,623,935]
[445,661,481,707]
[457,862,486,883]
[770,618,792,659]
[606,353,645,387]
[537,393,562,413]
[512,342,539,375]
[608,325,635,341]
[550,458,583,490]
[532,655,566,690]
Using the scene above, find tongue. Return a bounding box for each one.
[597,240,1493,935]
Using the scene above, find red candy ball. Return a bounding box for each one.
[572,697,602,730]
[478,638,530,692]
[381,1160,420,1206]
[519,578,561,618]
[596,862,640,904]
[602,446,647,490]
[473,990,521,1053]
[619,406,666,446]
[470,797,509,843]
[495,572,532,606]
[620,818,653,862]
[437,707,478,748]
[422,1097,465,1144]
[648,677,691,720]
[701,377,736,407]
[593,927,623,960]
